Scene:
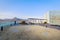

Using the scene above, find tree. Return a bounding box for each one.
[44,22,47,28]
[44,22,47,24]
[21,21,27,24]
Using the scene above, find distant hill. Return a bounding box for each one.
[12,17,22,21]
[0,17,23,23]
[0,19,4,22]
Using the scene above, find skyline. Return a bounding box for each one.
[0,0,60,19]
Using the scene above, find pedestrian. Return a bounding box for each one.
[14,21,16,25]
[1,26,3,31]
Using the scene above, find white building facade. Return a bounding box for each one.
[28,18,47,24]
[44,11,60,25]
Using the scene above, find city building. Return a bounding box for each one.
[44,11,60,25]
[27,18,47,24]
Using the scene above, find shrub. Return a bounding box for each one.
[20,21,27,24]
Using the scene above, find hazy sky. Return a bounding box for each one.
[0,0,60,19]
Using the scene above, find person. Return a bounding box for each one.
[1,26,3,31]
[14,21,16,25]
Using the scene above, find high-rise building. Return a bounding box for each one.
[44,11,60,25]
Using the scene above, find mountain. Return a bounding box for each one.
[11,17,23,21]
[0,17,23,23]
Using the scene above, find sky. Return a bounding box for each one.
[0,0,60,19]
